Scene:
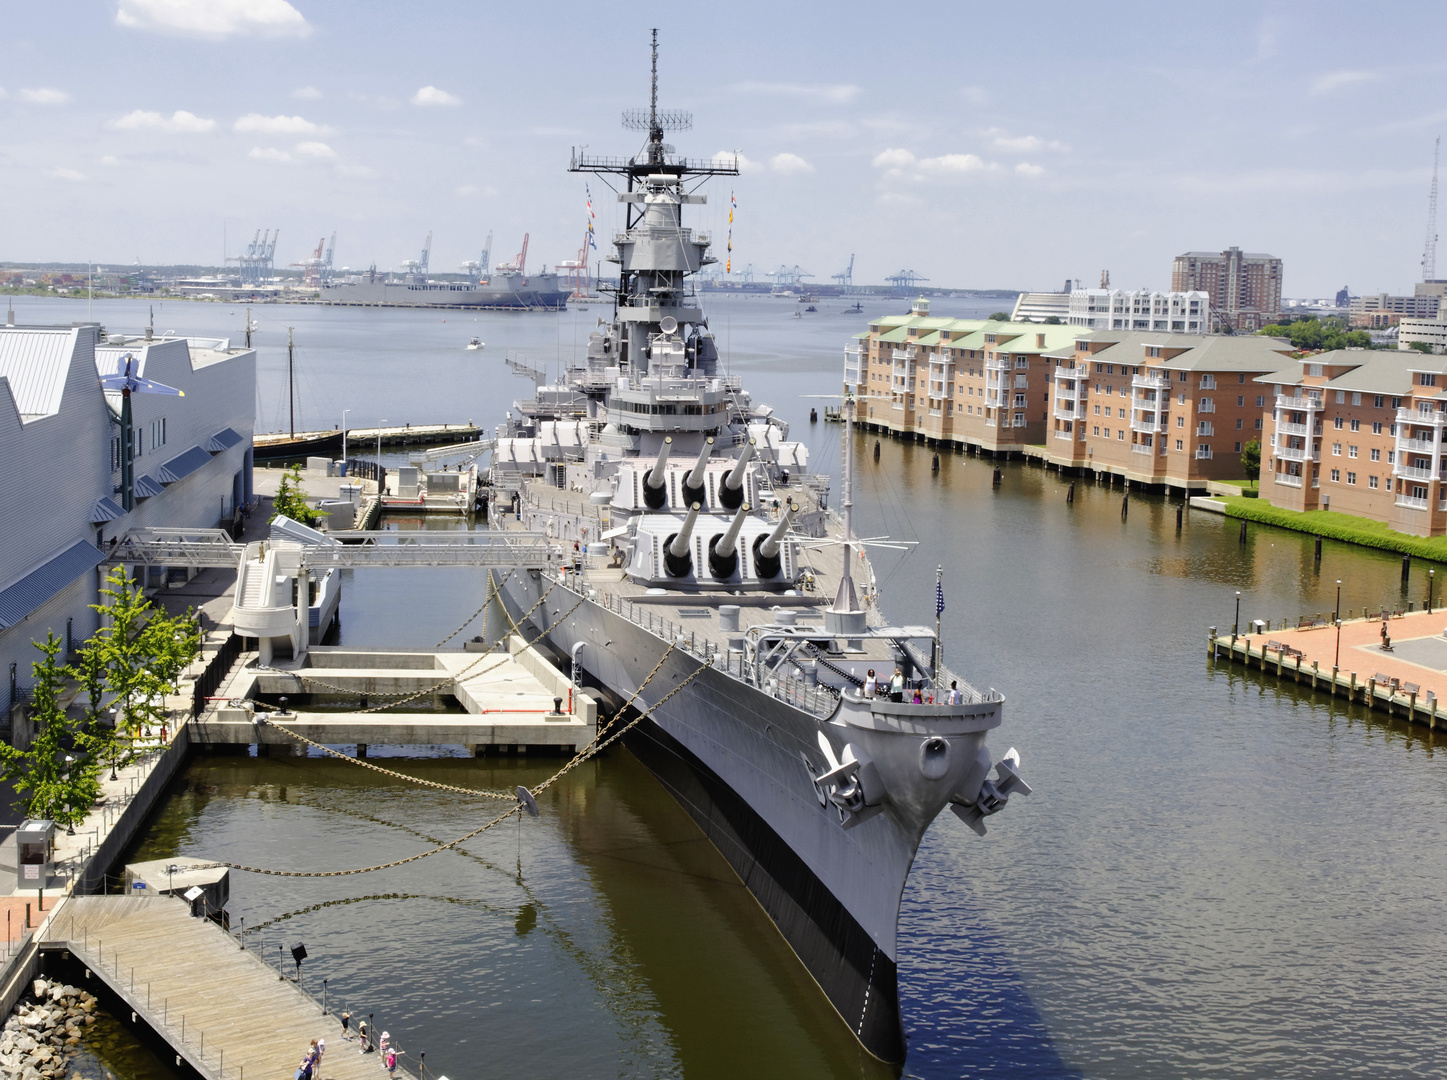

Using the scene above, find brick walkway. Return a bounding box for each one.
[1254,609,1447,700]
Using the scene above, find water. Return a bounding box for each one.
[26,292,1447,1076]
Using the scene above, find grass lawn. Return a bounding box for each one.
[1221,496,1447,562]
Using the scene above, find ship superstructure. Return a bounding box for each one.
[488,31,1029,1063]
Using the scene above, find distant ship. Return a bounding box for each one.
[320,233,568,310]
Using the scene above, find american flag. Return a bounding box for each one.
[935,578,945,616]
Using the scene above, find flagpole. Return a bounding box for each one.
[935,564,943,678]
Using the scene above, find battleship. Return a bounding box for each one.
[321,233,568,310]
[488,32,1029,1063]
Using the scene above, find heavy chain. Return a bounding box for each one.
[435,569,512,648]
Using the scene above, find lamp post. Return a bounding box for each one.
[342,409,350,467]
[1334,579,1341,624]
[377,420,385,494]
[1431,569,1436,615]
[1233,591,1241,638]
[1335,618,1342,668]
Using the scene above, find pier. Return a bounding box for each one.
[1208,608,1447,729]
[39,895,416,1080]
[254,422,485,461]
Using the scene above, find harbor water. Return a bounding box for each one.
[18,294,1447,1077]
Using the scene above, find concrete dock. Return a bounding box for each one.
[1208,608,1447,729]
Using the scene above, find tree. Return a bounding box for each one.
[1409,341,1435,354]
[988,311,1012,321]
[1241,439,1262,484]
[1043,315,1062,325]
[0,634,97,827]
[270,463,323,526]
[1258,316,1372,353]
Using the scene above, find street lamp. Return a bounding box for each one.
[377,419,386,494]
[1234,591,1241,638]
[1431,569,1436,615]
[342,409,350,466]
[1334,580,1341,624]
[1335,619,1342,669]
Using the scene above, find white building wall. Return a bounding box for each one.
[0,326,254,715]
[1068,289,1209,333]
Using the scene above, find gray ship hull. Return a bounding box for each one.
[500,571,993,1062]
[320,276,568,310]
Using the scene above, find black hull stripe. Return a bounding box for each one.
[625,716,907,1064]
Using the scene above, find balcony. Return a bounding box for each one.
[1397,494,1431,510]
[1130,412,1167,435]
[1274,472,1303,488]
[1055,427,1076,441]
[1195,447,1214,460]
[1132,372,1171,392]
[1276,443,1320,463]
[1277,394,1322,411]
[1276,420,1310,437]
[1394,464,1438,481]
[1197,400,1217,414]
[892,346,919,362]
[1053,402,1076,421]
[1397,406,1446,426]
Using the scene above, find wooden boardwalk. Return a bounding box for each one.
[43,896,415,1080]
[1208,608,1447,729]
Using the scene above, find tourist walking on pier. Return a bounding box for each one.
[341,1011,352,1040]
[385,1045,400,1077]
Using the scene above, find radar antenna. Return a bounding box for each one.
[621,29,693,167]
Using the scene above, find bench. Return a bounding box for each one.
[1403,682,1421,696]
[1266,640,1305,660]
[1298,616,1328,630]
[1372,672,1399,691]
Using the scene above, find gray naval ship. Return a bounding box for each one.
[488,32,1030,1064]
[321,236,568,310]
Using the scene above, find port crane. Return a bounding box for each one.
[832,254,855,290]
[401,232,432,279]
[496,234,529,279]
[461,230,494,282]
[886,270,929,292]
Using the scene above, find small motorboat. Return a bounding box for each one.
[465,337,485,350]
[804,304,817,313]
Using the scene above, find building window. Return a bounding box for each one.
[1118,429,1124,440]
[1093,404,1100,415]
[1235,441,1242,452]
[1256,395,1265,407]
[1370,447,1380,461]
[1422,373,1438,387]
[1330,468,1340,482]
[1236,418,1243,429]
[1093,425,1099,436]
[1335,391,1345,404]
[1352,393,1362,406]
[1333,417,1343,429]
[1177,416,1184,428]
[1014,394,1027,408]
[1373,421,1383,434]
[1348,445,1358,458]
[1103,428,1111,438]
[1350,419,1360,431]
[1238,396,1245,406]
[1255,418,1262,429]
[1176,439,1183,450]
[1331,442,1341,456]
[1369,475,1379,488]
[1375,395,1385,408]
[1347,472,1356,485]
[1389,450,1397,464]
[1393,397,1402,408]
[1310,364,1323,377]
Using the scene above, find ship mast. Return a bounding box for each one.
[826,389,867,638]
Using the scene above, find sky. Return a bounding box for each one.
[3,0,1446,296]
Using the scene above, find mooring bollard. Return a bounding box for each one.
[1067,481,1075,503]
[1121,495,1128,521]
[932,452,940,473]
[1403,555,1412,583]
[873,440,880,461]
[1314,536,1322,561]
[992,468,1002,487]
[1239,519,1247,543]
[1176,504,1183,531]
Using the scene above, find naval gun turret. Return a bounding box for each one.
[708,502,751,579]
[752,500,797,579]
[683,436,713,506]
[664,501,702,577]
[719,437,755,510]
[644,436,673,509]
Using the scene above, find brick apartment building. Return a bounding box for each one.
[1042,332,1295,491]
[847,297,1079,454]
[1258,349,1447,535]
[1172,247,1283,332]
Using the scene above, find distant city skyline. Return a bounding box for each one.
[2,0,1444,296]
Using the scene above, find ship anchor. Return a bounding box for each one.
[805,732,885,830]
[950,748,1031,836]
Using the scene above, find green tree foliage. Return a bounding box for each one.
[1408,341,1435,354]
[0,634,99,826]
[270,463,323,526]
[988,311,1012,321]
[1257,316,1372,352]
[1043,315,1062,325]
[1241,439,1262,483]
[89,567,199,743]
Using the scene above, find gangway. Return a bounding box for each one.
[409,438,495,464]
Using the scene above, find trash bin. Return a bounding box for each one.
[16,819,55,889]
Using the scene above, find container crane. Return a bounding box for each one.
[832,254,855,290]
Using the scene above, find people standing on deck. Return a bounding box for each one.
[889,668,904,702]
[947,680,964,705]
[911,687,924,704]
[863,669,877,699]
[341,1011,352,1040]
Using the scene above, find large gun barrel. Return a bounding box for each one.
[724,438,755,491]
[686,436,714,490]
[664,502,702,577]
[758,500,798,560]
[646,436,673,490]
[714,502,750,560]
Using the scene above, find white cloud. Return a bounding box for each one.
[336,163,377,179]
[990,132,1068,154]
[109,109,216,133]
[100,155,118,166]
[770,153,814,175]
[1015,162,1045,177]
[292,85,321,100]
[1311,70,1381,96]
[116,0,310,39]
[456,184,479,197]
[295,141,335,159]
[715,150,762,173]
[729,81,860,105]
[872,148,916,169]
[920,153,988,173]
[234,113,324,135]
[248,146,291,163]
[412,86,461,107]
[49,167,85,181]
[20,88,69,106]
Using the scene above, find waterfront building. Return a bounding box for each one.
[1398,314,1447,352]
[0,323,255,718]
[1010,289,1070,323]
[1066,289,1210,333]
[847,298,1079,453]
[1256,348,1447,535]
[1171,247,1283,331]
[1043,331,1295,491]
[1348,292,1440,327]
